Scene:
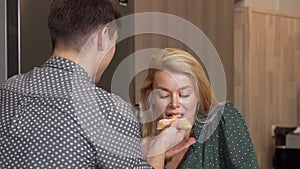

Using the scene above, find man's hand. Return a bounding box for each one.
[141,120,189,157]
[165,137,196,158]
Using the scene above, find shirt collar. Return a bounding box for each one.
[42,55,94,84]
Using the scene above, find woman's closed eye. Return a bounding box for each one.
[155,90,191,99]
[158,93,170,99]
[179,93,190,98]
[153,90,170,99]
[179,89,192,98]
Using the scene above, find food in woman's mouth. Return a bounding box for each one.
[157,114,192,130]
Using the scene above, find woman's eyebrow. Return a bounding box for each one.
[155,87,171,92]
[178,86,193,90]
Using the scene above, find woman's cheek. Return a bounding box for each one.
[154,100,169,113]
[182,99,197,115]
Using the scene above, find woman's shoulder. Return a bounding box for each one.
[221,102,246,122]
[223,102,236,110]
[218,102,251,140]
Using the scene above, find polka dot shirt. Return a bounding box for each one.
[0,56,152,168]
[179,103,260,169]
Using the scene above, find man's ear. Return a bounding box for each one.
[97,26,109,51]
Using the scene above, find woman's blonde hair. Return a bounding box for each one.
[139,48,215,137]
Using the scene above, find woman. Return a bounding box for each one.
[139,48,260,168]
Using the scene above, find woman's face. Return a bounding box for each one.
[151,71,198,121]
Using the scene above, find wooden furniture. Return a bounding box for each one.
[234,7,300,169]
[273,146,300,169]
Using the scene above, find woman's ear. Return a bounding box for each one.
[97,26,109,51]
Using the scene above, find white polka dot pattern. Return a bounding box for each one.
[179,103,260,169]
[0,56,152,168]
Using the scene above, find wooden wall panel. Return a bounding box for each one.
[134,0,204,54]
[234,7,300,169]
[134,0,234,102]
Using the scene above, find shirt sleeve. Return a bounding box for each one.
[91,91,153,168]
[221,103,260,169]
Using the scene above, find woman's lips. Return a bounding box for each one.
[165,113,184,119]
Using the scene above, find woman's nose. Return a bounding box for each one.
[169,94,181,108]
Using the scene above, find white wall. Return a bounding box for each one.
[239,0,300,14]
[0,0,6,83]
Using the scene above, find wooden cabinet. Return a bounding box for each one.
[234,7,300,169]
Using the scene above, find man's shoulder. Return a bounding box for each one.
[95,88,132,110]
[95,87,137,118]
[0,72,32,93]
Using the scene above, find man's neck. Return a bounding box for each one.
[52,48,99,83]
[53,48,79,63]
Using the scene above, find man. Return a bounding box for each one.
[0,0,154,168]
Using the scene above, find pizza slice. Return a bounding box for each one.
[157,115,192,130]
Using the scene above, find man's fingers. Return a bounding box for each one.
[169,119,180,127]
